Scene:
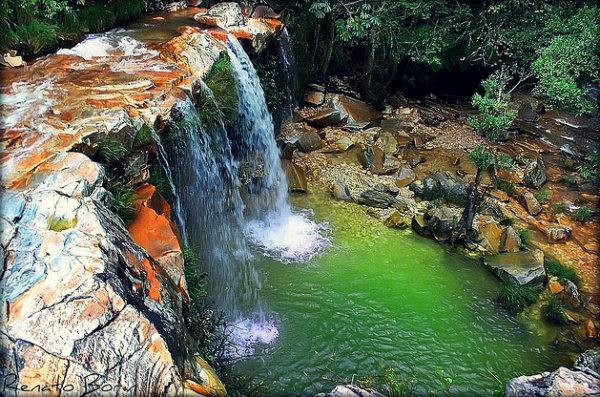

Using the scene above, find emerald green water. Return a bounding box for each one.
[234,191,571,396]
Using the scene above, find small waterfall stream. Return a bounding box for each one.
[278,28,296,120]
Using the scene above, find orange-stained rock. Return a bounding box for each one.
[549,280,564,294]
[586,320,597,339]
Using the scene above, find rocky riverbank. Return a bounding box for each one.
[280,84,599,362]
[0,3,283,395]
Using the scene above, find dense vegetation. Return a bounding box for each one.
[274,0,599,117]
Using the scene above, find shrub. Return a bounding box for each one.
[385,367,417,397]
[133,124,154,148]
[468,73,516,141]
[110,182,137,223]
[533,188,550,204]
[572,207,593,222]
[496,153,515,170]
[545,296,568,325]
[552,203,567,215]
[95,135,128,164]
[201,55,238,125]
[577,153,600,179]
[497,280,539,311]
[78,3,117,33]
[546,260,582,285]
[183,245,207,304]
[15,21,58,54]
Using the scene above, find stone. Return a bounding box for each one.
[384,212,409,229]
[424,207,455,242]
[434,169,468,202]
[331,182,352,201]
[297,131,324,153]
[305,108,346,127]
[329,94,381,122]
[335,137,354,152]
[574,349,600,374]
[412,214,429,236]
[165,1,187,12]
[500,226,522,253]
[282,160,308,192]
[381,157,401,175]
[518,102,540,122]
[563,279,582,306]
[518,191,542,216]
[506,366,600,397]
[483,249,546,286]
[1,53,26,67]
[549,279,564,294]
[523,157,547,189]
[409,154,425,167]
[395,167,416,188]
[360,146,385,174]
[319,385,386,397]
[305,89,326,106]
[374,131,398,155]
[358,190,397,208]
[388,94,408,108]
[479,221,503,254]
[546,226,572,243]
[379,119,413,147]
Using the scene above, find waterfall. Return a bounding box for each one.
[226,35,330,264]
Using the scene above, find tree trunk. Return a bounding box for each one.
[321,14,335,81]
[453,168,482,244]
[310,20,321,71]
[359,37,376,99]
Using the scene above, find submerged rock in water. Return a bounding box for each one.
[506,349,600,397]
[316,385,386,397]
[482,249,546,286]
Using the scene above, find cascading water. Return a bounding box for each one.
[226,35,331,265]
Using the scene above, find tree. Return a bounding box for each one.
[453,146,494,243]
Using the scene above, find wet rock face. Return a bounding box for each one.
[316,385,386,397]
[506,349,600,397]
[0,24,234,397]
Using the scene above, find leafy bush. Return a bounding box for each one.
[15,21,57,53]
[202,55,238,125]
[497,280,539,311]
[577,152,600,179]
[78,3,117,33]
[110,182,137,223]
[546,260,582,285]
[468,73,516,141]
[533,188,550,204]
[572,207,593,222]
[385,367,417,397]
[545,296,568,325]
[95,136,128,164]
[133,124,154,148]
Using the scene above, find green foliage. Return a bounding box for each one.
[492,177,515,195]
[551,203,567,215]
[533,188,550,204]
[200,55,238,126]
[545,296,568,325]
[546,260,582,285]
[148,165,174,204]
[577,152,600,179]
[95,135,128,164]
[496,280,539,311]
[254,54,287,112]
[516,228,531,246]
[433,366,454,396]
[468,73,516,141]
[384,367,416,397]
[183,245,207,304]
[15,21,58,53]
[110,182,137,223]
[496,153,515,171]
[78,3,116,33]
[571,207,593,222]
[531,8,599,115]
[469,146,495,171]
[499,217,515,226]
[133,124,154,148]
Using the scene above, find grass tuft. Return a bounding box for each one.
[78,3,116,33]
[110,182,137,223]
[546,260,582,285]
[545,295,568,325]
[15,21,58,53]
[201,55,238,125]
[492,177,515,195]
[133,124,154,148]
[533,188,550,204]
[516,227,531,246]
[95,136,128,164]
[552,203,567,215]
[571,206,593,222]
[497,280,539,311]
[499,217,515,226]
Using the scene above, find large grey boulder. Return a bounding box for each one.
[483,249,546,286]
[424,207,456,242]
[506,349,600,397]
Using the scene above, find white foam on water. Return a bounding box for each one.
[227,318,279,358]
[0,81,55,128]
[58,33,158,60]
[245,208,331,264]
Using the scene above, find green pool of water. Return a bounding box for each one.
[233,191,572,396]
